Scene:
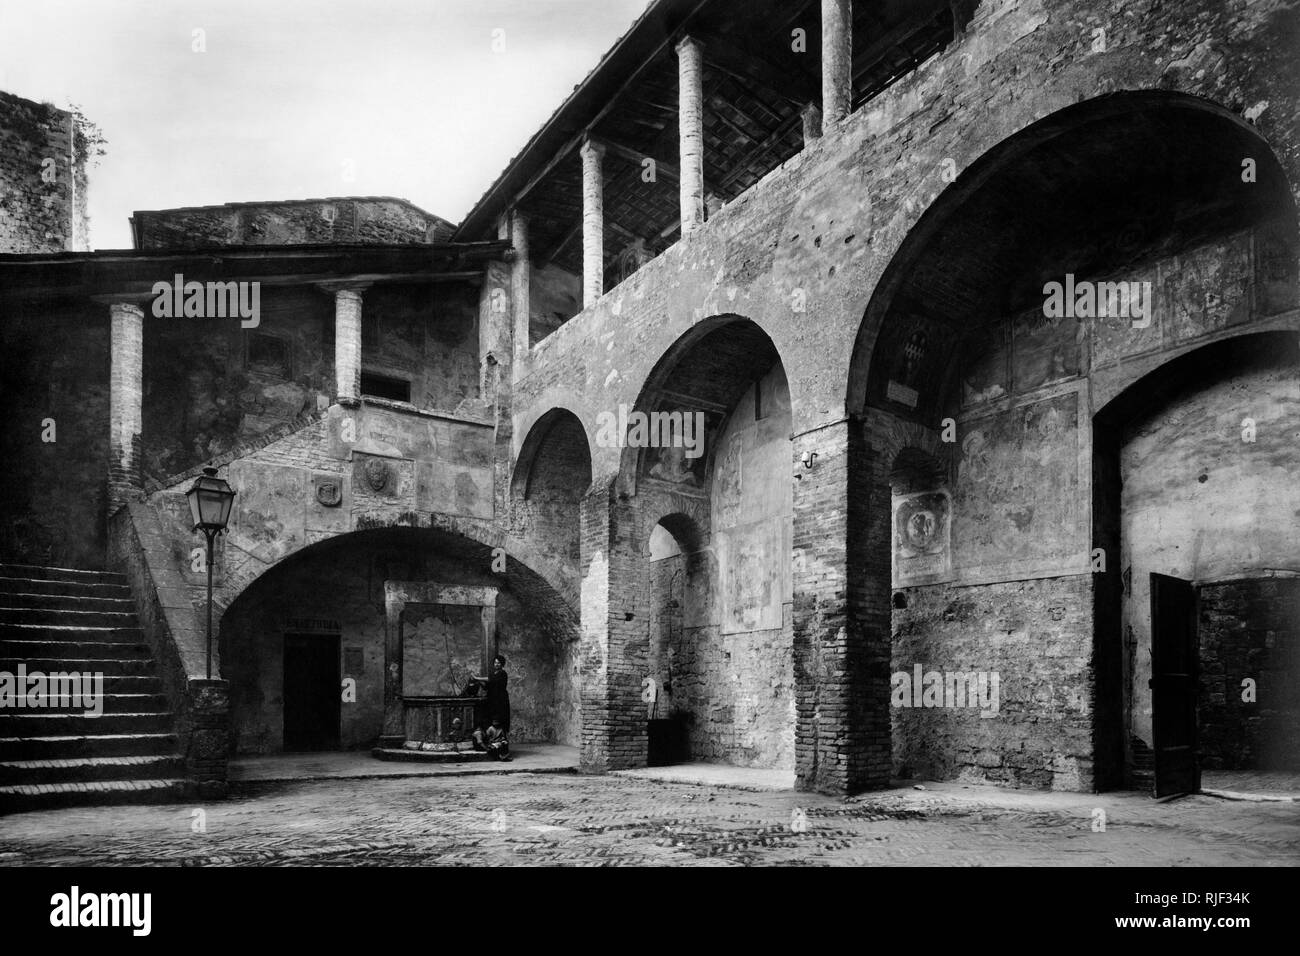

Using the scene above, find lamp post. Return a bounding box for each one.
[186,467,236,680]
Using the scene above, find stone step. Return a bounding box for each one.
[0,565,127,586]
[0,639,153,659]
[0,606,139,627]
[0,577,131,599]
[0,693,170,715]
[0,711,173,737]
[0,591,136,612]
[0,753,185,786]
[0,778,188,813]
[0,732,178,761]
[0,656,158,677]
[0,623,146,643]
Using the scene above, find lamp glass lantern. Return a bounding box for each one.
[187,467,236,532]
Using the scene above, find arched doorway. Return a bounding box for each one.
[624,317,795,771]
[847,91,1298,792]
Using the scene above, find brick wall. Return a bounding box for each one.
[1198,577,1300,771]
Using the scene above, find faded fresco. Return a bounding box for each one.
[953,391,1083,581]
[892,490,952,587]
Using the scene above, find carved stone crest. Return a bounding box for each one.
[363,457,390,492]
[314,476,342,508]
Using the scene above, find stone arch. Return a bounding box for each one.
[615,313,791,497]
[217,523,582,754]
[509,406,593,604]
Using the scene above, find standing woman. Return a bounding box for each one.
[474,654,511,734]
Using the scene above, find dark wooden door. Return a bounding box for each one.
[283,633,341,751]
[1150,574,1199,797]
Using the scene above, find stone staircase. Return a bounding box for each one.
[0,563,187,813]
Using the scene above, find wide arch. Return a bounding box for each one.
[847,89,1299,417]
[217,523,582,754]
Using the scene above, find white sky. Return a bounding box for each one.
[0,0,651,249]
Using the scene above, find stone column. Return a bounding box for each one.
[108,300,144,514]
[676,36,705,236]
[333,286,364,404]
[510,210,531,369]
[822,0,853,127]
[581,140,605,309]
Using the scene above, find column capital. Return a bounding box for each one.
[580,138,606,161]
[106,299,146,318]
[675,34,703,57]
[90,292,152,309]
[316,280,371,297]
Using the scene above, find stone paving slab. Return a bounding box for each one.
[1,772,1296,867]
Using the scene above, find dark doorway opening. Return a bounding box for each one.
[283,633,341,752]
[1150,573,1199,798]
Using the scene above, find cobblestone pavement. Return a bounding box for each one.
[1,775,1297,866]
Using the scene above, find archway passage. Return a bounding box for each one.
[849,92,1299,792]
[1096,332,1300,793]
[630,318,795,772]
[218,527,580,755]
[512,407,592,596]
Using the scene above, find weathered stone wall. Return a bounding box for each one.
[132,197,454,250]
[362,282,483,416]
[892,575,1094,789]
[1198,577,1300,771]
[0,302,109,568]
[0,90,88,254]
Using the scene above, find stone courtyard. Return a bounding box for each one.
[2,766,1296,867]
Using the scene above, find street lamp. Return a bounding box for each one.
[186,467,236,680]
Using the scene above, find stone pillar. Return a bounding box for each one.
[792,420,890,794]
[676,36,706,236]
[581,140,605,309]
[822,0,853,127]
[108,300,144,514]
[333,286,364,404]
[579,478,649,772]
[510,210,531,369]
[186,679,230,798]
[802,102,824,144]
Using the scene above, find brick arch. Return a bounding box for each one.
[510,405,593,501]
[614,313,789,496]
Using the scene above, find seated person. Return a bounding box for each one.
[485,719,512,761]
